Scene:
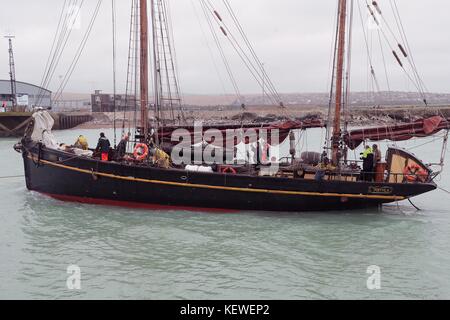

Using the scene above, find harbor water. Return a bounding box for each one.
[0,128,449,299]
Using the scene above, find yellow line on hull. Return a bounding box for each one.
[30,156,405,201]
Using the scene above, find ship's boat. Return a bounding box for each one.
[14,0,449,212]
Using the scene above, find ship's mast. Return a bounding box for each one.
[150,0,160,145]
[5,36,17,110]
[140,0,149,142]
[332,0,347,164]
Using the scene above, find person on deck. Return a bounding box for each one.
[74,135,88,150]
[373,144,382,165]
[360,145,374,181]
[314,156,336,181]
[96,132,111,161]
[151,147,171,169]
[115,134,129,160]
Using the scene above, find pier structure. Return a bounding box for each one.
[0,112,92,137]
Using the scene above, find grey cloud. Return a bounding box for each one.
[0,0,449,96]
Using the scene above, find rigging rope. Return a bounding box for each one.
[198,0,244,104]
[221,0,282,106]
[203,0,281,106]
[325,1,340,154]
[343,0,355,134]
[377,30,392,99]
[164,0,187,124]
[112,0,118,147]
[364,0,427,105]
[133,0,140,142]
[389,0,429,96]
[122,0,137,137]
[437,185,450,196]
[357,1,381,94]
[37,0,86,106]
[52,1,103,103]
[36,0,68,105]
[189,0,229,98]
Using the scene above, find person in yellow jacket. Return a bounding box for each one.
[360,145,374,181]
[74,135,88,150]
[152,147,171,169]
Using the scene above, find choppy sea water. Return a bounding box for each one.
[0,128,449,299]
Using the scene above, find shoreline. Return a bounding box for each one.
[73,104,450,130]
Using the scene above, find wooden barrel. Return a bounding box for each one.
[375,162,387,182]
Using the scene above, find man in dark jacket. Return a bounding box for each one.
[115,134,129,160]
[96,132,111,161]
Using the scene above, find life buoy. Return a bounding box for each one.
[403,163,421,182]
[133,143,149,161]
[221,166,237,174]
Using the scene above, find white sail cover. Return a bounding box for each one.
[30,111,59,149]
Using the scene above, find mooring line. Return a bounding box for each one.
[0,175,24,179]
[437,185,450,195]
[408,198,421,211]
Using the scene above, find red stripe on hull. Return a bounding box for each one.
[41,192,240,213]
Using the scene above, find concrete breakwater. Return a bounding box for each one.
[52,113,93,131]
[0,112,92,137]
[75,105,450,129]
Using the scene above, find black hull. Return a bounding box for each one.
[21,145,436,213]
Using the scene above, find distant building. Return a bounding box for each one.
[91,90,136,113]
[53,99,91,112]
[0,80,52,111]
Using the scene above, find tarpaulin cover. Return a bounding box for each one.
[31,111,59,149]
[343,116,450,150]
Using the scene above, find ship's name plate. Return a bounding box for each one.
[368,186,393,195]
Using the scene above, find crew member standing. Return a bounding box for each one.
[96,132,111,161]
[360,145,374,181]
[115,134,129,160]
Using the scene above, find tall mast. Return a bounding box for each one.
[151,0,160,145]
[140,0,149,142]
[332,0,347,164]
[5,36,17,109]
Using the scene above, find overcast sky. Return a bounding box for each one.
[0,0,449,96]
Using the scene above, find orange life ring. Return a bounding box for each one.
[403,163,421,182]
[221,166,237,174]
[133,143,149,161]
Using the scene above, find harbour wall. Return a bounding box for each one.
[0,112,92,137]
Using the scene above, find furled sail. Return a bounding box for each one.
[343,116,450,150]
[156,119,325,147]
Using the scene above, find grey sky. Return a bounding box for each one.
[0,0,449,95]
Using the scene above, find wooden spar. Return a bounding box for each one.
[150,0,160,145]
[140,0,149,142]
[332,0,347,164]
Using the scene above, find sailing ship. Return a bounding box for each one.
[14,0,449,212]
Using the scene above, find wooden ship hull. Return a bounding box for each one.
[18,143,436,212]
